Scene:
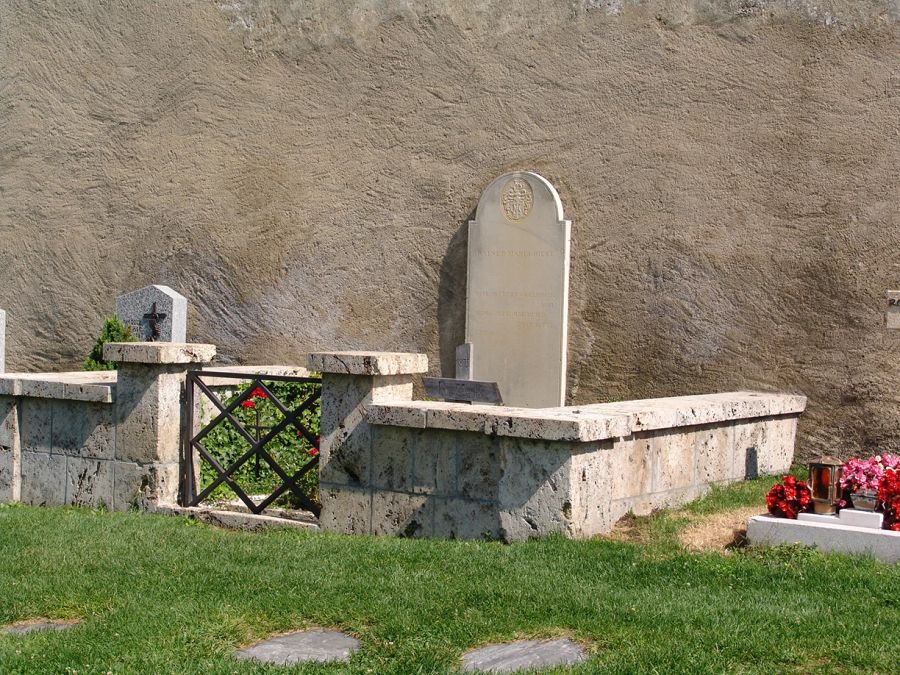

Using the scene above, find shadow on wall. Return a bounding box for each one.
[436,210,472,378]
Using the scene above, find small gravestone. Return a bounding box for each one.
[887,291,900,330]
[115,285,186,342]
[235,629,360,665]
[462,638,587,673]
[465,171,571,408]
[0,308,5,373]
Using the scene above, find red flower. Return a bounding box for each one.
[307,447,319,457]
[241,399,255,409]
[877,468,900,531]
[250,387,267,400]
[766,476,812,520]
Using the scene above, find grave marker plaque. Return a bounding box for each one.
[465,171,571,407]
[887,291,900,330]
[115,285,187,342]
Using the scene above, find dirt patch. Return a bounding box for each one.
[677,507,763,552]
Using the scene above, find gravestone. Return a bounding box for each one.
[116,285,187,342]
[887,290,900,330]
[0,308,5,373]
[465,171,571,408]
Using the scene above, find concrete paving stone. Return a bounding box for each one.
[461,638,587,673]
[4,619,79,635]
[235,628,360,665]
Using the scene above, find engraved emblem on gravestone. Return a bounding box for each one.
[500,178,534,222]
[143,302,167,342]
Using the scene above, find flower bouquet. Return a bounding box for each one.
[765,475,812,519]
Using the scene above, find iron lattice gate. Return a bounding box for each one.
[182,371,322,517]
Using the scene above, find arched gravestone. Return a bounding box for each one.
[465,172,571,408]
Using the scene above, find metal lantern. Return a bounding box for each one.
[808,456,843,514]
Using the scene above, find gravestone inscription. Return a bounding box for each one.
[465,171,571,408]
[116,285,186,342]
[0,308,5,373]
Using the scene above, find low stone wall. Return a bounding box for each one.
[310,351,807,542]
[0,343,215,510]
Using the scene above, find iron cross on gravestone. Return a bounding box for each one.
[143,302,167,342]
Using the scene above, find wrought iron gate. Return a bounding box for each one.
[182,371,322,517]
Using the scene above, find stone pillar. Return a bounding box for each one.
[0,395,20,502]
[103,342,215,509]
[307,351,428,534]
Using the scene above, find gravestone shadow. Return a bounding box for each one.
[436,211,472,378]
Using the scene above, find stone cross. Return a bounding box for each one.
[116,285,187,343]
[0,308,5,373]
[464,171,571,408]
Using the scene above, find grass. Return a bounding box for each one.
[0,474,897,674]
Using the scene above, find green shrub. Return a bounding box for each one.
[84,316,136,371]
[198,379,320,509]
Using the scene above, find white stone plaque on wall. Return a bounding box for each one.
[465,171,571,408]
[0,308,5,373]
[887,291,900,330]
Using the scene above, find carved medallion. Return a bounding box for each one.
[501,178,533,222]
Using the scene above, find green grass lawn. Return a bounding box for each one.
[0,476,897,674]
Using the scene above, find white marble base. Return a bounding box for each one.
[839,508,884,530]
[747,515,899,563]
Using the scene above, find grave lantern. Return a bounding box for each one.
[808,456,843,514]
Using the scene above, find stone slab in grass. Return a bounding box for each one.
[4,619,80,635]
[462,638,587,673]
[235,629,360,665]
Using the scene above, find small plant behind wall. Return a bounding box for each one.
[84,316,136,371]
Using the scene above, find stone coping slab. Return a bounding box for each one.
[747,514,900,563]
[0,371,115,403]
[308,351,427,376]
[369,391,805,442]
[103,342,216,364]
[199,365,315,387]
[461,638,587,673]
[569,391,807,432]
[235,629,360,665]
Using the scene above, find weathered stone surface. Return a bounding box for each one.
[0,397,20,502]
[370,426,414,492]
[747,514,900,564]
[115,367,184,464]
[433,498,501,540]
[755,416,798,476]
[318,486,372,535]
[236,629,360,665]
[66,457,114,508]
[694,423,731,485]
[0,371,115,403]
[457,435,502,501]
[652,429,695,492]
[104,342,215,365]
[0,308,5,374]
[113,461,180,510]
[19,399,52,454]
[371,491,431,537]
[576,392,807,432]
[116,285,187,342]
[466,171,571,409]
[20,451,66,506]
[51,402,114,460]
[461,638,587,673]
[308,351,427,376]
[410,430,457,495]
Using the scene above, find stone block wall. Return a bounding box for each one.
[0,343,215,511]
[312,351,806,542]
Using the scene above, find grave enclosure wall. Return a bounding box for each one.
[311,351,806,542]
[0,343,215,510]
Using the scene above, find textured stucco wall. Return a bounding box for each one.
[0,0,898,460]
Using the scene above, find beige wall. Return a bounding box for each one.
[0,1,898,460]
